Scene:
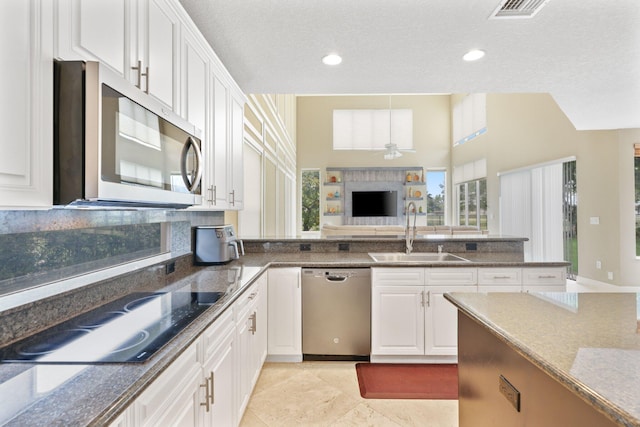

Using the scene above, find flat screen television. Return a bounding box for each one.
[351,191,397,217]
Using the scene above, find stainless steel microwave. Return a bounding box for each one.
[54,60,203,208]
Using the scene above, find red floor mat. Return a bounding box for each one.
[355,363,458,399]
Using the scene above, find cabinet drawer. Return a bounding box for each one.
[202,307,235,362]
[236,280,261,313]
[425,268,477,286]
[522,268,566,285]
[372,268,425,286]
[478,268,522,286]
[135,340,201,426]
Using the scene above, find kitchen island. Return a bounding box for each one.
[445,292,640,427]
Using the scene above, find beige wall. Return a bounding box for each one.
[453,93,639,286]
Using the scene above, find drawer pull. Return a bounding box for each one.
[492,275,512,279]
[537,275,557,279]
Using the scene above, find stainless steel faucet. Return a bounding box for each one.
[405,201,417,254]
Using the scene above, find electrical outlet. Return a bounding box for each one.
[590,216,600,225]
[300,243,311,251]
[465,243,478,251]
[608,272,614,280]
[596,260,601,269]
[165,261,176,275]
[338,243,350,251]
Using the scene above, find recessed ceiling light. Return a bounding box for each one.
[463,49,485,62]
[322,54,342,66]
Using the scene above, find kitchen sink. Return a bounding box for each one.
[368,252,470,263]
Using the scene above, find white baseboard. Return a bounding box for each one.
[265,354,303,363]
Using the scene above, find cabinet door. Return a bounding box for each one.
[236,296,256,416]
[212,76,229,208]
[181,28,211,208]
[0,0,53,208]
[371,285,424,355]
[424,285,472,356]
[228,97,244,209]
[253,274,268,379]
[133,0,178,109]
[202,321,236,427]
[267,268,302,360]
[56,0,127,75]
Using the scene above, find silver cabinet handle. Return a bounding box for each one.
[213,185,217,205]
[249,312,257,334]
[229,190,236,206]
[426,290,431,307]
[200,377,211,412]
[492,276,512,279]
[207,185,214,204]
[131,60,149,92]
[538,275,556,279]
[209,371,215,404]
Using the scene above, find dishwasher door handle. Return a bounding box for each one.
[325,275,348,282]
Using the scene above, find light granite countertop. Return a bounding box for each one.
[0,252,568,426]
[445,292,640,427]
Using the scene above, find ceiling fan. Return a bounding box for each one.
[382,95,415,160]
[383,143,414,160]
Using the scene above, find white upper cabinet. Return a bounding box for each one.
[56,0,127,76]
[132,0,179,109]
[0,0,53,208]
[230,98,245,209]
[212,76,230,208]
[54,0,246,211]
[57,0,179,110]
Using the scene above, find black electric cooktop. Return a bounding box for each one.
[0,290,224,364]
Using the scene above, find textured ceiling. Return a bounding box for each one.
[179,0,640,130]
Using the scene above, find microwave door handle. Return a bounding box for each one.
[180,136,203,192]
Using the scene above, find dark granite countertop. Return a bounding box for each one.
[445,292,640,427]
[0,251,568,426]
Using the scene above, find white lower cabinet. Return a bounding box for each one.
[371,267,477,363]
[127,273,270,427]
[267,267,302,362]
[201,308,236,427]
[236,274,267,420]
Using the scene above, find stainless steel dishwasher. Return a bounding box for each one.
[302,268,371,361]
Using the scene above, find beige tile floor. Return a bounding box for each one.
[240,362,459,427]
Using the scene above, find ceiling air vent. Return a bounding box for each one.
[489,0,551,19]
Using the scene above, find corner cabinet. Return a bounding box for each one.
[0,0,54,208]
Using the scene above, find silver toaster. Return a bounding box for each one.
[193,225,244,265]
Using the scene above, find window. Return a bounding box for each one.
[457,179,487,230]
[499,159,576,271]
[333,109,413,150]
[452,93,487,146]
[301,169,320,232]
[425,170,446,225]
